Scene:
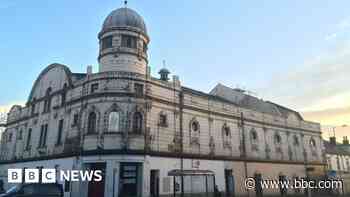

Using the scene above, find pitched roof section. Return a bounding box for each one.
[209,83,303,120]
[324,140,350,156]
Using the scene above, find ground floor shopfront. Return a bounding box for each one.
[0,155,324,197]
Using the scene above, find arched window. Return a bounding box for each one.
[132,112,143,133]
[251,129,258,141]
[108,111,120,132]
[310,138,316,148]
[87,112,97,134]
[191,121,200,133]
[275,134,282,144]
[43,87,52,113]
[159,112,168,127]
[293,135,299,146]
[31,98,36,115]
[224,127,230,137]
[61,83,67,106]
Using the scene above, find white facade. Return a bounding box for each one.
[0,5,325,197]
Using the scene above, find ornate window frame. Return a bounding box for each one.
[189,117,200,145]
[222,123,232,149]
[104,103,123,133]
[85,105,101,135]
[158,111,168,127]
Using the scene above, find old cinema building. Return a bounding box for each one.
[0,5,325,197]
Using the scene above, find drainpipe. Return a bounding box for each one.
[240,112,249,197]
[179,91,184,197]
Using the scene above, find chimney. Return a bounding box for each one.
[172,75,180,87]
[330,137,337,146]
[87,65,93,75]
[343,136,349,145]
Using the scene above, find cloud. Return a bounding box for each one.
[260,40,350,113]
[302,106,350,126]
[325,17,350,41]
[0,102,25,113]
[325,33,338,41]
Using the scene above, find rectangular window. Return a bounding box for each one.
[31,103,36,115]
[26,129,32,150]
[61,92,66,106]
[43,124,48,146]
[8,133,12,142]
[143,41,147,53]
[18,130,23,140]
[72,114,79,127]
[91,83,99,93]
[56,119,64,146]
[39,124,48,148]
[159,114,168,127]
[134,83,144,97]
[64,180,71,192]
[101,36,113,50]
[39,125,44,147]
[121,35,137,49]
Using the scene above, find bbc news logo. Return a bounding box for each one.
[8,169,103,183]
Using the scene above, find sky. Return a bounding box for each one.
[0,0,349,139]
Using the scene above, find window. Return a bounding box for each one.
[159,113,168,127]
[310,138,316,148]
[223,126,231,137]
[18,129,23,140]
[191,121,200,133]
[43,87,52,113]
[143,41,147,52]
[38,124,48,148]
[72,114,79,127]
[21,184,36,195]
[91,83,99,93]
[134,83,144,97]
[101,36,113,50]
[293,136,299,146]
[337,157,341,171]
[108,111,120,132]
[26,129,32,150]
[275,134,281,144]
[31,98,36,115]
[251,129,258,141]
[121,35,137,49]
[61,83,67,106]
[56,119,64,146]
[88,112,97,134]
[64,180,71,192]
[132,112,143,133]
[8,133,12,142]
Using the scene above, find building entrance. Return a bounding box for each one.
[88,162,106,197]
[119,162,142,197]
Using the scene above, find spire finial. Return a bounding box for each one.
[162,60,167,69]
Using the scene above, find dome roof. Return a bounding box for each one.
[102,7,147,35]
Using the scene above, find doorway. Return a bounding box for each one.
[150,170,160,197]
[88,163,106,197]
[224,169,235,197]
[119,162,142,197]
[254,173,263,197]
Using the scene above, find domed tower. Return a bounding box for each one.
[98,6,149,75]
